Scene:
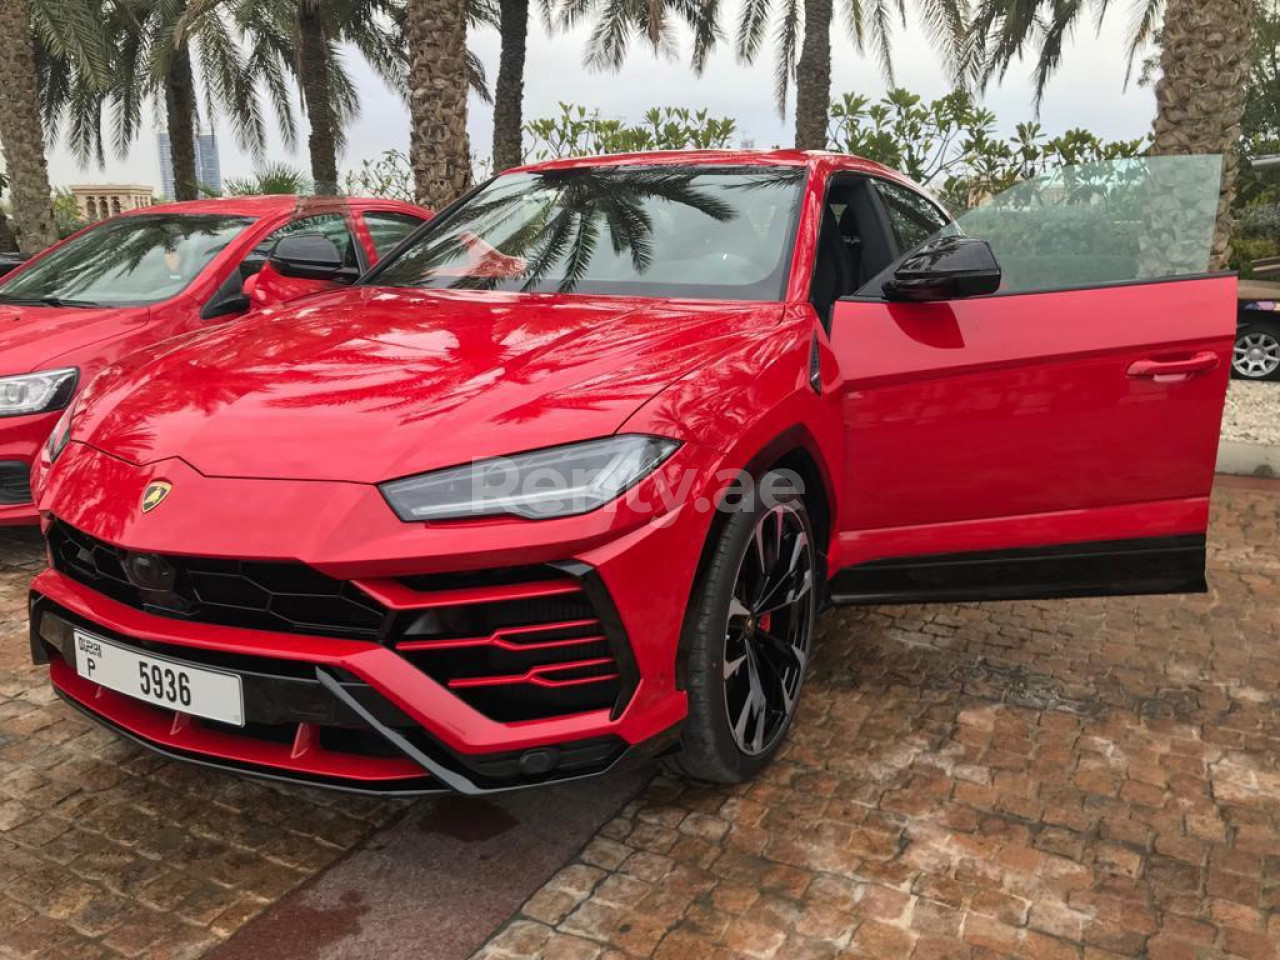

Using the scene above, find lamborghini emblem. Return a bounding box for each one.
[140,481,172,514]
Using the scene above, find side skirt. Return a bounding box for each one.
[829,534,1207,606]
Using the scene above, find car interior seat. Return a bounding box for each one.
[811,208,856,327]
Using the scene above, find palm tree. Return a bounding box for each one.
[236,0,493,195]
[233,0,408,195]
[1151,0,1254,267]
[224,160,313,193]
[491,0,531,171]
[969,0,1256,267]
[523,0,723,172]
[92,0,275,201]
[737,0,968,149]
[405,0,472,208]
[0,0,113,251]
[552,0,722,79]
[0,0,56,252]
[35,0,132,170]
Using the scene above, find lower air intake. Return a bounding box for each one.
[385,565,635,722]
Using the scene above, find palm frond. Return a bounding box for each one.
[191,6,269,155]
[582,0,635,70]
[466,48,493,103]
[1029,0,1084,106]
[859,0,901,84]
[668,0,722,72]
[468,0,502,27]
[772,0,801,114]
[913,0,970,82]
[31,0,117,89]
[1121,0,1163,86]
[735,0,772,61]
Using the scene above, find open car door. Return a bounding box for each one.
[827,155,1235,604]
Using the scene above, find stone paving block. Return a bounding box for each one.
[7,487,1280,959]
[473,485,1280,960]
[0,529,404,959]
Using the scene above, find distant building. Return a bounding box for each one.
[157,129,222,197]
[68,184,155,222]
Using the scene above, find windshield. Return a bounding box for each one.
[0,213,255,308]
[372,166,806,300]
[858,154,1224,297]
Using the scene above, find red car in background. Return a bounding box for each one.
[29,150,1233,795]
[0,195,430,524]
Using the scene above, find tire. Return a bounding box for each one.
[670,471,818,783]
[1232,320,1280,381]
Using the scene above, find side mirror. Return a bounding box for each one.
[200,269,251,320]
[269,233,359,283]
[884,236,1002,303]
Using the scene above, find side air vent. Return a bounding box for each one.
[379,567,635,723]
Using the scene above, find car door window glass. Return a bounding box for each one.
[364,211,425,258]
[874,181,951,255]
[373,167,806,300]
[811,179,900,325]
[0,214,253,307]
[241,213,359,278]
[858,155,1224,299]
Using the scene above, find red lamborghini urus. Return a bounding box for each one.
[29,150,1234,795]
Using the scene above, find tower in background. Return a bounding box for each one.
[156,128,223,198]
[195,132,221,194]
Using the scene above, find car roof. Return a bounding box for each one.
[509,148,905,180]
[123,195,422,219]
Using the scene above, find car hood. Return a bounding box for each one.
[0,302,147,373]
[77,286,780,483]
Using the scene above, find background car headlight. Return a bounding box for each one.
[380,435,681,521]
[0,368,78,418]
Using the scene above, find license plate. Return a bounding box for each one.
[73,630,245,726]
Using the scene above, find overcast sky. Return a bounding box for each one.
[43,5,1157,189]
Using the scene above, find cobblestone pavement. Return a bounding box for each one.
[3,481,1278,960]
[0,527,406,960]
[475,481,1280,960]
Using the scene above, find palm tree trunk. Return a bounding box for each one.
[1151,0,1255,269]
[299,0,340,194]
[406,0,472,209]
[0,0,56,253]
[166,46,200,201]
[0,212,18,252]
[491,0,529,172]
[793,0,833,150]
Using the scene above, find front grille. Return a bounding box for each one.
[0,461,32,505]
[389,565,636,723]
[47,520,386,640]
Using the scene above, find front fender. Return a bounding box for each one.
[620,303,845,564]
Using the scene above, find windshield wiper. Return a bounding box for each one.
[0,295,103,308]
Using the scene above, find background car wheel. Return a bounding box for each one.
[670,472,818,783]
[1233,321,1280,381]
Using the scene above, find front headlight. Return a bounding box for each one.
[0,368,78,418]
[380,435,680,521]
[46,400,77,464]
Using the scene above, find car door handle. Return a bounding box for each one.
[1126,352,1219,379]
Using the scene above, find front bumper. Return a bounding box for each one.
[0,409,58,525]
[34,595,652,795]
[31,442,720,793]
